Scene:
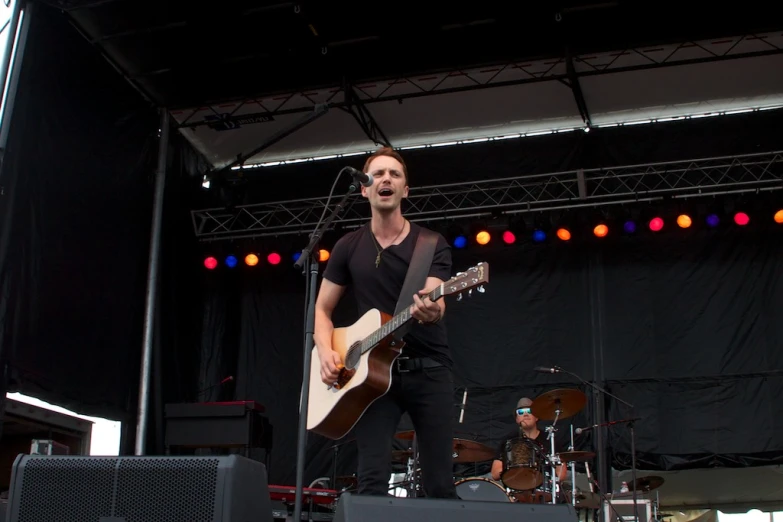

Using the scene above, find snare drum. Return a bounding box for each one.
[501,437,544,490]
[455,477,513,502]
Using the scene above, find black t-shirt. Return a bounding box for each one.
[495,428,562,460]
[322,221,453,367]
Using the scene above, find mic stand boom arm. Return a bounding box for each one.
[291,175,360,522]
[554,366,640,522]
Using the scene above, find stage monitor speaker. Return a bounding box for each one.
[334,492,579,522]
[4,454,272,522]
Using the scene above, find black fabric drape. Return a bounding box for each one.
[0,5,158,422]
[196,222,783,486]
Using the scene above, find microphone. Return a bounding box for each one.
[344,166,373,188]
[575,423,599,435]
[533,366,561,374]
[459,389,468,424]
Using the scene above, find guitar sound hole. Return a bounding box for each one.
[345,343,361,369]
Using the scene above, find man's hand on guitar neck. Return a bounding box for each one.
[317,347,343,385]
[410,278,445,325]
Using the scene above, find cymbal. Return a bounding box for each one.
[531,388,587,420]
[631,476,665,492]
[558,451,595,462]
[451,438,495,463]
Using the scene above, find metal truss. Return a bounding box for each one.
[176,33,783,130]
[191,150,783,241]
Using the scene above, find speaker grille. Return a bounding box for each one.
[16,457,116,522]
[114,457,220,522]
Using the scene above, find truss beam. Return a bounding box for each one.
[176,33,783,129]
[191,150,783,241]
[343,84,392,147]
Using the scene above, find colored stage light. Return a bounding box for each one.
[775,210,783,224]
[319,249,330,262]
[453,235,467,248]
[706,214,720,227]
[502,230,516,244]
[476,231,491,245]
[532,230,546,243]
[649,217,664,232]
[245,253,259,266]
[623,221,636,233]
[734,212,749,226]
[204,256,218,269]
[593,224,608,237]
[676,214,692,228]
[556,228,571,241]
[267,252,281,265]
[225,255,238,268]
[292,252,301,262]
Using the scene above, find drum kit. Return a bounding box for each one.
[390,388,602,507]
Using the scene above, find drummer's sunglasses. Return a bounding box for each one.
[516,407,531,415]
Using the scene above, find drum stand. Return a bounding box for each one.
[569,425,576,507]
[545,403,562,505]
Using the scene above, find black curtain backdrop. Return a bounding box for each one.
[0,5,157,421]
[195,221,783,486]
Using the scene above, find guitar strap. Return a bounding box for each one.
[392,225,438,341]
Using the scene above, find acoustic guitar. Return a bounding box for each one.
[307,262,489,440]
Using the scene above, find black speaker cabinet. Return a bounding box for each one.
[4,454,272,522]
[334,492,580,522]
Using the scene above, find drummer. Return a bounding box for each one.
[490,397,567,483]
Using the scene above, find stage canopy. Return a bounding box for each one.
[53,0,783,169]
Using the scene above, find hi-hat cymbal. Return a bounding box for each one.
[631,476,665,492]
[451,438,496,463]
[558,450,595,462]
[391,449,413,462]
[531,388,587,420]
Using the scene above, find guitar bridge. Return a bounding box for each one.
[333,367,355,390]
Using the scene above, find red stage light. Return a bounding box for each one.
[734,212,749,226]
[556,228,571,241]
[267,252,281,265]
[204,257,218,269]
[502,230,516,244]
[649,217,664,231]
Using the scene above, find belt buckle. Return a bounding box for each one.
[396,356,410,373]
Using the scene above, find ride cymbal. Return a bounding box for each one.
[451,439,496,463]
[631,476,665,492]
[531,388,587,420]
[558,450,596,462]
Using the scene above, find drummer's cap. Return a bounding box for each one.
[516,397,533,409]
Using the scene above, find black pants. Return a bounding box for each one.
[353,358,457,498]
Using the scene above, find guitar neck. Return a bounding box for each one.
[361,286,442,352]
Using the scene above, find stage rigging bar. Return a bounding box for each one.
[191,150,783,241]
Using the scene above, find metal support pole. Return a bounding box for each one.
[0,0,31,443]
[0,0,24,123]
[134,109,170,455]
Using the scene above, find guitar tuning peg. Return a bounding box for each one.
[477,285,485,293]
[457,293,463,301]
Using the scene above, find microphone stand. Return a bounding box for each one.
[551,365,640,522]
[292,174,361,522]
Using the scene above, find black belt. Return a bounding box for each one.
[395,356,442,372]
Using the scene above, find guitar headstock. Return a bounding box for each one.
[441,262,489,301]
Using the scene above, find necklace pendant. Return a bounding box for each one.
[375,252,381,268]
